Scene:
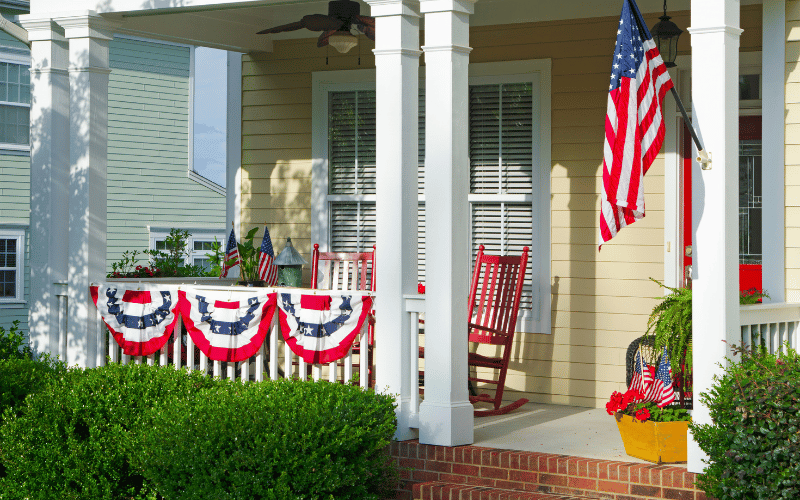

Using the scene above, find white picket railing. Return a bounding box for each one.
[403,294,425,429]
[740,302,800,354]
[93,282,373,388]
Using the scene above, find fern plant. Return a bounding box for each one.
[645,279,692,392]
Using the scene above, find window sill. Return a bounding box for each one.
[0,301,26,308]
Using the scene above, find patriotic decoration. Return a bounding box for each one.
[178,290,276,362]
[258,226,279,285]
[600,0,673,247]
[628,348,653,394]
[646,347,677,408]
[221,228,239,277]
[90,285,179,356]
[276,293,373,364]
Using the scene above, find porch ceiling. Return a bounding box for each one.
[72,0,759,53]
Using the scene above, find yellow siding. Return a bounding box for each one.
[241,6,761,407]
[788,1,800,302]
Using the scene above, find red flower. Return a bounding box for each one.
[418,283,426,294]
[635,407,650,421]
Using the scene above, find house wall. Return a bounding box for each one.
[235,5,758,407]
[786,1,800,302]
[0,35,226,335]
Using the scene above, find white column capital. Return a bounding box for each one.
[18,17,65,42]
[365,0,421,18]
[53,11,120,40]
[686,26,744,37]
[419,0,476,15]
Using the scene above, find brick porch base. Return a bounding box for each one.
[389,441,707,500]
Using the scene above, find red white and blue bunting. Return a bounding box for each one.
[276,292,373,365]
[90,285,179,356]
[178,290,276,363]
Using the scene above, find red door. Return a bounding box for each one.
[682,116,762,291]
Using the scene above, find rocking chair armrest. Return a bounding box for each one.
[468,323,501,336]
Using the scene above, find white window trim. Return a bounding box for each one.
[147,226,225,267]
[0,227,25,305]
[311,60,552,334]
[0,46,31,153]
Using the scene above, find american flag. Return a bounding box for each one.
[258,226,278,285]
[645,347,677,408]
[628,349,653,394]
[600,0,674,247]
[221,228,239,278]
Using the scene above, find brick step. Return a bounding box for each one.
[413,481,595,500]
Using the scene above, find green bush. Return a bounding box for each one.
[0,363,218,499]
[690,347,800,499]
[137,378,398,500]
[0,321,31,361]
[0,358,66,419]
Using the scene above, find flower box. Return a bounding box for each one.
[614,412,688,464]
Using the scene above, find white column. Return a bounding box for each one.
[55,12,118,368]
[762,0,786,303]
[365,0,421,441]
[19,18,69,359]
[688,0,741,473]
[418,0,475,447]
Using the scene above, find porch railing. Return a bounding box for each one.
[403,294,424,429]
[91,282,372,389]
[740,302,800,354]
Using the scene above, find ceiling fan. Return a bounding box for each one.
[257,0,375,54]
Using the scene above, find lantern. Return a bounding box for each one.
[650,0,683,68]
[273,238,308,288]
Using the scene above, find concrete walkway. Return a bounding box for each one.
[472,402,680,466]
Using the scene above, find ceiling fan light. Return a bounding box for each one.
[329,31,358,53]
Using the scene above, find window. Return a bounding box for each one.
[0,55,30,150]
[190,47,228,192]
[0,229,24,303]
[148,228,225,273]
[313,62,551,332]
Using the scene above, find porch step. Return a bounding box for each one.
[413,481,594,500]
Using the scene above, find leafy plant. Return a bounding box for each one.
[0,321,31,361]
[740,287,770,305]
[690,346,800,499]
[107,228,209,278]
[204,237,225,278]
[606,389,690,422]
[236,227,261,282]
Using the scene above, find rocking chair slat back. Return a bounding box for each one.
[311,244,376,292]
[468,244,529,417]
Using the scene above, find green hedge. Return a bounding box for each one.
[690,347,800,499]
[0,364,398,500]
[137,378,398,500]
[0,363,218,499]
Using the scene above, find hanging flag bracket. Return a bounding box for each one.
[697,149,712,170]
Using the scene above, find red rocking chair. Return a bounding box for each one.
[311,244,376,386]
[468,244,529,417]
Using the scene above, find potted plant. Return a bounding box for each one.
[606,389,691,464]
[235,227,264,286]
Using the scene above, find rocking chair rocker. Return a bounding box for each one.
[468,244,529,417]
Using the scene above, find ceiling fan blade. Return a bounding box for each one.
[354,15,375,41]
[303,14,344,32]
[317,30,337,48]
[257,20,305,35]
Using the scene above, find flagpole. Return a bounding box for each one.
[669,86,711,169]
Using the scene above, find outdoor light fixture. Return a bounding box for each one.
[650,0,683,68]
[274,237,308,287]
[328,30,358,53]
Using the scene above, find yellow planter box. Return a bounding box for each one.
[614,412,689,464]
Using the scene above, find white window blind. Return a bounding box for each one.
[329,91,376,195]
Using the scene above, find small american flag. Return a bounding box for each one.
[628,349,653,394]
[600,0,673,247]
[258,226,278,285]
[645,347,677,408]
[221,228,239,278]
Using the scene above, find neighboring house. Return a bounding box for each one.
[7,0,792,475]
[0,8,227,335]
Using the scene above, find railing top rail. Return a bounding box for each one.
[97,281,375,297]
[740,302,800,325]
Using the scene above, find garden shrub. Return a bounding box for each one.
[0,357,66,419]
[0,321,31,361]
[690,346,800,499]
[137,378,398,500]
[0,363,218,500]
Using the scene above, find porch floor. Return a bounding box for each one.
[470,402,662,466]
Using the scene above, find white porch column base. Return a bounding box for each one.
[56,12,119,368]
[418,0,475,447]
[365,0,421,442]
[688,0,741,474]
[19,18,69,360]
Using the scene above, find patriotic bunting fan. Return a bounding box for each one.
[90,285,179,356]
[277,293,373,365]
[179,290,276,362]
